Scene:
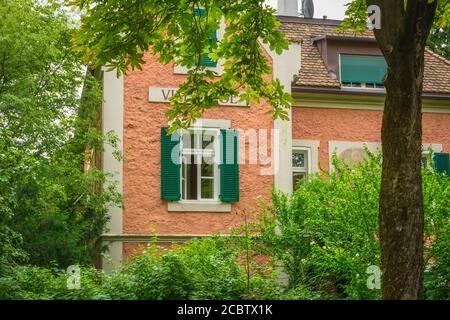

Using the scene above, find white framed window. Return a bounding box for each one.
[180,128,220,202]
[342,82,384,89]
[292,147,310,190]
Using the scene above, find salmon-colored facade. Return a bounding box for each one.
[293,107,450,170]
[122,53,274,236]
[100,15,450,271]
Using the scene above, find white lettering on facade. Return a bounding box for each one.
[149,87,247,107]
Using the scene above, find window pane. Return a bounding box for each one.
[185,155,197,200]
[201,179,214,199]
[292,150,306,168]
[182,131,195,149]
[293,172,306,190]
[201,157,214,177]
[202,133,215,150]
[180,129,218,201]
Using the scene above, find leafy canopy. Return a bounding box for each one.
[0,0,121,269]
[72,0,291,130]
[341,0,448,33]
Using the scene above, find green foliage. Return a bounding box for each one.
[72,0,291,131]
[0,265,109,300]
[259,150,450,300]
[424,228,450,299]
[0,0,121,271]
[422,153,450,299]
[0,237,281,300]
[427,1,450,59]
[0,0,81,153]
[0,131,32,274]
[338,0,369,34]
[105,236,280,300]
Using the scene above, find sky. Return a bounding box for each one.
[266,0,348,20]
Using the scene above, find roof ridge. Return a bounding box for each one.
[277,15,343,26]
[425,47,450,66]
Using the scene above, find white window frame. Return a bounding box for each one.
[342,82,384,89]
[292,147,311,189]
[180,127,220,203]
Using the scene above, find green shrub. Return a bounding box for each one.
[0,265,108,300]
[280,284,322,300]
[105,237,279,300]
[260,150,450,300]
[0,236,282,300]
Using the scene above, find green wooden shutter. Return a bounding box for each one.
[194,8,218,68]
[220,129,239,202]
[161,127,181,201]
[434,153,450,175]
[340,54,387,85]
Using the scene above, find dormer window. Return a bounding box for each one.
[340,54,387,89]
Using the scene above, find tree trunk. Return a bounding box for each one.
[379,46,425,300]
[367,0,437,300]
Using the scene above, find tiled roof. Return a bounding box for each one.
[278,17,450,95]
[423,48,450,94]
[294,32,341,88]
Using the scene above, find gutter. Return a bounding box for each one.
[311,35,377,43]
[277,15,342,26]
[292,86,450,100]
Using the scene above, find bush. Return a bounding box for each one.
[0,236,282,300]
[0,265,108,300]
[0,1,122,270]
[105,237,280,300]
[260,150,450,300]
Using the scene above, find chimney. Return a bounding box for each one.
[278,0,299,17]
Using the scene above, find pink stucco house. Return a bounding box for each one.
[99,6,450,272]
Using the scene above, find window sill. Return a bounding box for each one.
[168,201,231,213]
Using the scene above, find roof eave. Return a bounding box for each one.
[311,35,377,43]
[277,15,343,26]
[292,86,450,100]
